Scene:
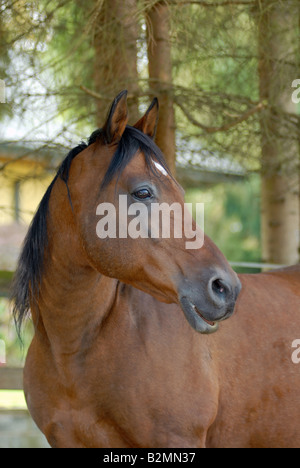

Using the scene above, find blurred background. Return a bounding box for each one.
[0,0,299,447]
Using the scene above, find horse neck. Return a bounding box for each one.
[35,186,119,358]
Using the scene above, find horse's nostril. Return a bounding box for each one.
[212,279,227,296]
[208,277,231,306]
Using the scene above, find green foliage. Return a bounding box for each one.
[185,175,261,264]
[39,0,97,132]
[0,6,11,120]
[171,3,262,171]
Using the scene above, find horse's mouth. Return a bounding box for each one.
[179,297,220,334]
[192,305,216,327]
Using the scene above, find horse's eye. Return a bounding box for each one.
[132,189,152,200]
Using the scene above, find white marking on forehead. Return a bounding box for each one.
[154,161,168,177]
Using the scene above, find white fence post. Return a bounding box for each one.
[0,340,6,366]
[0,80,6,104]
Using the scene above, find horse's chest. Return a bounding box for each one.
[74,350,219,447]
[26,331,218,447]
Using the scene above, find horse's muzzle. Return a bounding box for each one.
[179,271,242,334]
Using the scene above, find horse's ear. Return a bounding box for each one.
[104,90,129,144]
[133,98,159,139]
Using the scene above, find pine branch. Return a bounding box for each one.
[79,84,154,101]
[169,0,256,6]
[175,99,266,133]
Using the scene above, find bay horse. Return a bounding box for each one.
[12,91,300,448]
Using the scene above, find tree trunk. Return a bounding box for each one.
[93,0,140,126]
[146,1,176,175]
[258,0,300,265]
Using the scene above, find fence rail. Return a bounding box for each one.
[229,262,287,270]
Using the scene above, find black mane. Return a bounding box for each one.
[11,126,170,336]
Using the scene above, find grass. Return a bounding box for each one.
[0,390,27,410]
